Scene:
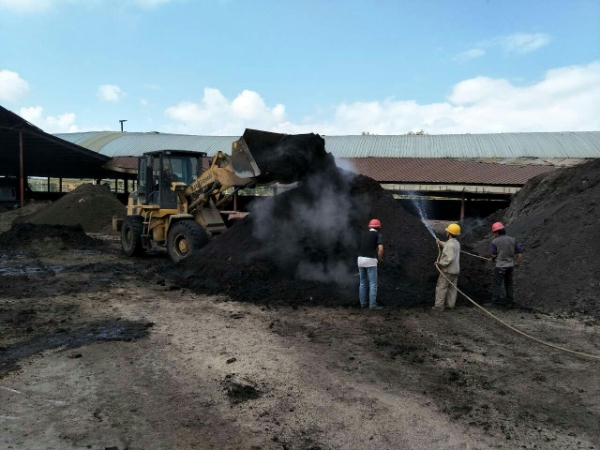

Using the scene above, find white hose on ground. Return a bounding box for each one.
[436,242,600,361]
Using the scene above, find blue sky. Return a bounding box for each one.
[0,0,599,135]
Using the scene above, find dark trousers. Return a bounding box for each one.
[492,267,514,304]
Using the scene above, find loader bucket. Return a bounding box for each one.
[231,129,328,184]
[231,129,286,179]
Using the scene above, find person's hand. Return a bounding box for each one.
[434,261,439,266]
[436,238,441,244]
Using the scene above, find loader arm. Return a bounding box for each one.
[180,152,255,211]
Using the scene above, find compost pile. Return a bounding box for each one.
[16,184,125,233]
[0,223,105,250]
[170,134,440,306]
[463,159,600,314]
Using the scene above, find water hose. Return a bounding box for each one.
[435,242,600,361]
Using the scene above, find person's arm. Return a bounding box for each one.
[377,245,384,263]
[491,242,498,260]
[436,238,446,247]
[515,241,524,265]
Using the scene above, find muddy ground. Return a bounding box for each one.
[1,242,599,449]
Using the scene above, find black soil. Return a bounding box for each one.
[15,184,125,233]
[462,159,600,315]
[0,223,106,250]
[170,145,442,306]
[0,319,153,377]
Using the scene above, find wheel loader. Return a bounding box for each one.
[118,129,306,262]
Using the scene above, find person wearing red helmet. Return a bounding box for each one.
[357,219,384,309]
[491,222,524,307]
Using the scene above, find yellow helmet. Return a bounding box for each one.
[445,223,461,236]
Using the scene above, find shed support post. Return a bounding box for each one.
[233,193,238,211]
[19,131,25,208]
[59,178,62,193]
[47,177,51,192]
[460,193,465,222]
[124,178,128,196]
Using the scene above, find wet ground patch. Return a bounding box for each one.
[0,319,153,377]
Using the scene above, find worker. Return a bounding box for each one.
[357,218,384,310]
[490,222,524,307]
[433,223,461,311]
[163,160,180,187]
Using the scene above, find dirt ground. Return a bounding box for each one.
[1,243,600,450]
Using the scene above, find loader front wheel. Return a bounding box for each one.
[121,216,145,257]
[167,221,209,263]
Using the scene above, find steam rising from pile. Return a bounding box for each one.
[248,133,368,283]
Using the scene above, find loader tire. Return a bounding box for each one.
[167,220,209,263]
[121,216,145,257]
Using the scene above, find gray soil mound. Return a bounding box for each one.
[16,184,125,233]
[463,159,600,314]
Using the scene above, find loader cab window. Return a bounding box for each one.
[157,154,200,208]
[163,155,199,186]
[137,158,147,200]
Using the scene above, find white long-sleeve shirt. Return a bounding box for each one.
[438,238,460,274]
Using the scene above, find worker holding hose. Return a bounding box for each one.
[434,223,461,310]
[491,222,524,307]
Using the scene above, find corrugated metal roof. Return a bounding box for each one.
[347,158,556,185]
[55,131,600,159]
[107,155,556,186]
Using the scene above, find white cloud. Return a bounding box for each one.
[143,83,160,90]
[453,49,486,62]
[0,0,173,12]
[500,32,551,54]
[19,106,79,133]
[0,70,29,102]
[98,84,125,102]
[165,62,600,135]
[165,88,286,135]
[140,98,148,106]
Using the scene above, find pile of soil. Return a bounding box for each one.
[0,202,50,233]
[16,184,125,233]
[170,146,443,306]
[463,159,600,314]
[0,223,106,250]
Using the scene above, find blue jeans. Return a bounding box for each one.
[359,266,378,308]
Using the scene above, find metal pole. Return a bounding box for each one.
[19,131,24,207]
[47,177,51,192]
[233,193,238,211]
[59,178,62,193]
[460,193,465,222]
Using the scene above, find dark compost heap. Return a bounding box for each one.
[170,133,450,307]
[463,159,600,315]
[0,223,106,250]
[15,184,125,233]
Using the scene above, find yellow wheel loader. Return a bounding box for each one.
[118,129,294,262]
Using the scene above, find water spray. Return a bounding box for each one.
[405,191,436,238]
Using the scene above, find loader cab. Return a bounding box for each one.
[136,150,206,208]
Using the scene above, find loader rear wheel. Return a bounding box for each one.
[167,221,209,263]
[121,216,145,257]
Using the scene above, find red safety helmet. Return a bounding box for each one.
[491,222,505,232]
[368,219,382,229]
